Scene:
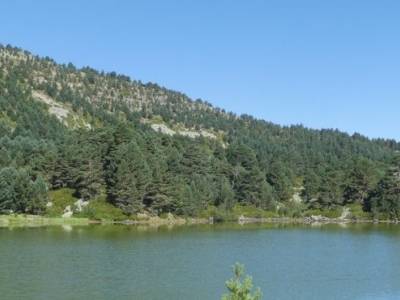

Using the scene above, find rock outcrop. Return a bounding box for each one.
[62,205,73,218]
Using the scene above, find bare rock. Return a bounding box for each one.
[62,205,73,218]
[62,211,73,218]
[74,199,89,212]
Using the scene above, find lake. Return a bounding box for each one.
[0,223,400,300]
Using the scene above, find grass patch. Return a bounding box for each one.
[78,197,126,221]
[277,202,307,218]
[232,205,279,218]
[199,205,279,222]
[0,214,89,227]
[199,206,235,222]
[46,188,78,217]
[347,203,373,220]
[303,208,342,219]
[46,189,125,221]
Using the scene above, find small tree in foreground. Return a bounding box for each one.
[222,263,262,300]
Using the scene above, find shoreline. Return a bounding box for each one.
[1,214,399,228]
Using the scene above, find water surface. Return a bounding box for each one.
[0,223,399,299]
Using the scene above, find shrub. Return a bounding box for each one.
[79,196,126,221]
[222,263,262,300]
[347,203,372,220]
[46,188,77,217]
[232,204,279,219]
[303,208,342,218]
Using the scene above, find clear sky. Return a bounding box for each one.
[1,0,399,140]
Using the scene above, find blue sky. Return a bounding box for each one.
[1,0,399,140]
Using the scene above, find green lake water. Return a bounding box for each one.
[0,223,400,300]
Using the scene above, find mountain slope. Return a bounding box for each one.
[0,44,399,218]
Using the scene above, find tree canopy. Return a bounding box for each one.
[0,45,399,218]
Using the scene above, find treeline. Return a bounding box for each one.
[0,45,399,219]
[0,124,276,216]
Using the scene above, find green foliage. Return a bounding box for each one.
[0,215,89,227]
[305,168,345,209]
[108,140,151,214]
[78,196,126,221]
[277,201,308,218]
[303,208,342,219]
[27,176,48,214]
[232,205,279,219]
[365,155,400,219]
[216,177,236,210]
[228,143,273,206]
[0,45,399,219]
[56,131,106,200]
[343,158,379,204]
[46,188,77,217]
[222,263,262,300]
[199,206,234,222]
[347,203,372,220]
[0,167,47,214]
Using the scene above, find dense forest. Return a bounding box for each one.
[1,44,399,220]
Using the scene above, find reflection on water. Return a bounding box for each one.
[61,224,73,232]
[0,223,400,300]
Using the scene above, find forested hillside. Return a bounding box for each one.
[1,44,399,219]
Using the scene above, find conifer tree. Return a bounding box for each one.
[109,141,151,213]
[366,155,400,218]
[343,158,378,204]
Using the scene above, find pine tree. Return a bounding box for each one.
[216,177,236,210]
[143,160,174,213]
[27,176,48,214]
[0,167,45,214]
[0,167,19,212]
[71,142,105,200]
[343,158,379,204]
[222,263,262,300]
[109,141,151,214]
[314,168,344,209]
[266,161,293,202]
[366,155,400,219]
